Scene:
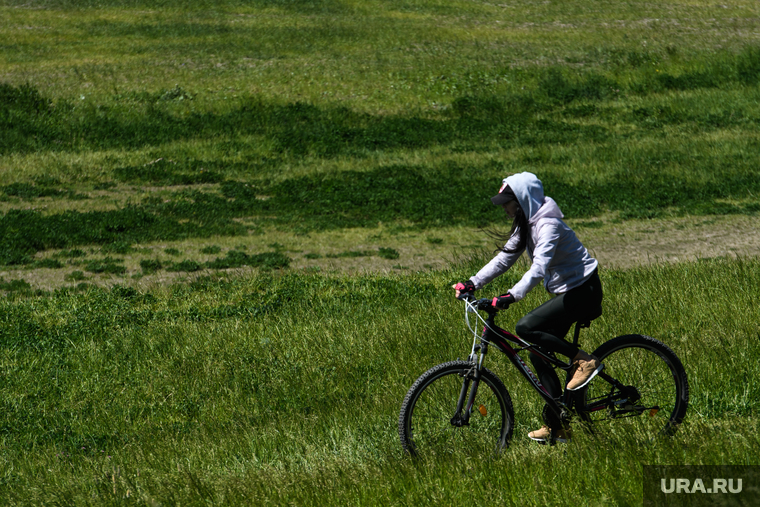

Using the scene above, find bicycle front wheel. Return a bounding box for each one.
[583,334,689,438]
[399,360,514,457]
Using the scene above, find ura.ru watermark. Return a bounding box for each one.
[660,478,742,494]
[644,465,758,507]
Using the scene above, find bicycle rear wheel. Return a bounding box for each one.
[583,334,689,438]
[399,360,514,457]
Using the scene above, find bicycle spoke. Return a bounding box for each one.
[584,335,688,439]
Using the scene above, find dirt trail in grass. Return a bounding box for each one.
[278,214,760,274]
[4,214,759,292]
[577,214,760,269]
[314,214,760,271]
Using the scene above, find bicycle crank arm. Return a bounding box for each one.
[610,404,661,418]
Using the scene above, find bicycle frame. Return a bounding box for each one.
[481,315,569,403]
[455,296,645,433]
[451,298,624,432]
[471,304,573,425]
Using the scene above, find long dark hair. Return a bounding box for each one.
[482,205,528,254]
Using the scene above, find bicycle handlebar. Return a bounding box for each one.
[457,293,502,312]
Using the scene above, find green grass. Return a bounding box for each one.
[1,256,759,505]
[2,1,760,267]
[2,48,760,264]
[1,1,760,503]
[2,81,760,264]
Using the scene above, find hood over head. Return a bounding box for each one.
[501,172,546,221]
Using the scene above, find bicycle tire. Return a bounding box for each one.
[583,334,689,437]
[399,360,514,457]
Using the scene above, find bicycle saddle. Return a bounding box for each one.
[577,305,603,328]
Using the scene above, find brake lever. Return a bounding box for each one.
[477,298,504,313]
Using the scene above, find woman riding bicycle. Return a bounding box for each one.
[453,172,603,444]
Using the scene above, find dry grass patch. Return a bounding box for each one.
[4,214,759,294]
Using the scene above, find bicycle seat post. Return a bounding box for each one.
[572,321,583,347]
[572,306,603,346]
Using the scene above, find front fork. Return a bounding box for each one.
[451,343,488,427]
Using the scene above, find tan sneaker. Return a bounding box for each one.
[528,425,571,444]
[566,354,603,391]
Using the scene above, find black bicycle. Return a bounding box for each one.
[398,294,689,456]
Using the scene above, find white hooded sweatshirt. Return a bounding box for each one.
[470,172,598,301]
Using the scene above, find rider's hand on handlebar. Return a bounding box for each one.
[492,292,516,309]
[452,280,475,299]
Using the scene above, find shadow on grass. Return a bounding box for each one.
[3,46,760,157]
[2,46,760,265]
[0,88,515,156]
[1,0,345,13]
[3,157,759,266]
[3,44,760,157]
[0,77,672,157]
[0,206,247,265]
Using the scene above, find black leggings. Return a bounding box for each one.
[514,270,603,399]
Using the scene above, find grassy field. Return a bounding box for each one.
[2,0,760,504]
[1,257,759,505]
[1,0,760,282]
